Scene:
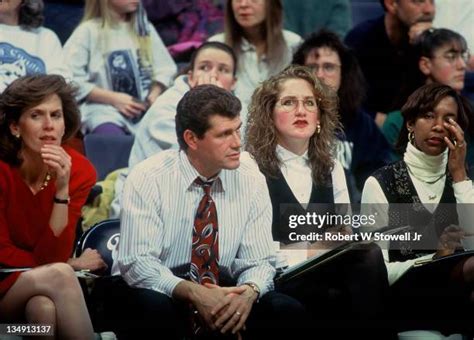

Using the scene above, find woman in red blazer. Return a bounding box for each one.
[0,75,95,339]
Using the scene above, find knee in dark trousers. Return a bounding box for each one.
[244,291,308,337]
[90,276,185,339]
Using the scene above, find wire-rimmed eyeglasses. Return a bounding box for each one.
[276,96,319,113]
[307,62,341,75]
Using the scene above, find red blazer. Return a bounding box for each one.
[0,147,96,295]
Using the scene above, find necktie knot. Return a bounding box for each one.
[194,177,214,196]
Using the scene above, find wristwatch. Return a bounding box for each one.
[54,196,70,205]
[244,282,261,298]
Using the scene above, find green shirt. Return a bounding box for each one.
[282,0,351,38]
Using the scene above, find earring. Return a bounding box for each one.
[316,124,321,134]
[408,130,415,144]
[14,133,20,139]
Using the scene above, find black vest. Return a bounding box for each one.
[372,161,458,262]
[265,169,336,244]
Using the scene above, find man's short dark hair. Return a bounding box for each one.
[175,85,241,150]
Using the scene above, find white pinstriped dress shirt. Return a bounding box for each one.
[118,150,276,297]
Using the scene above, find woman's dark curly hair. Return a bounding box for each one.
[292,29,367,124]
[245,65,341,186]
[0,74,80,166]
[19,0,44,29]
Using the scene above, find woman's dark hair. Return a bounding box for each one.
[0,74,80,166]
[413,28,474,137]
[189,41,238,76]
[19,0,44,29]
[410,28,469,88]
[415,28,468,59]
[396,83,470,152]
[292,30,367,123]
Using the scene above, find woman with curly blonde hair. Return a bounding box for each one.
[246,65,340,187]
[246,64,348,248]
[245,65,392,337]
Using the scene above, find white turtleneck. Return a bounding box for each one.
[404,142,448,210]
[361,142,474,285]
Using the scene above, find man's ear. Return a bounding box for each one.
[183,129,199,150]
[419,56,432,76]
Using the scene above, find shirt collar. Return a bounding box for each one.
[240,37,268,60]
[240,36,254,52]
[276,144,309,163]
[179,150,225,193]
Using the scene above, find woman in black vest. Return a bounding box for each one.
[245,65,394,338]
[361,83,474,334]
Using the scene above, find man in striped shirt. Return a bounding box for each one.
[115,85,305,338]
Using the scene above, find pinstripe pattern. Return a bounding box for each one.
[118,150,276,297]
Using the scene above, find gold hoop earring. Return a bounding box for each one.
[316,124,321,134]
[408,130,415,144]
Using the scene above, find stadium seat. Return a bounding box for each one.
[75,219,120,276]
[43,1,84,45]
[83,134,134,181]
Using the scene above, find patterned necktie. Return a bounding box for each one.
[190,177,219,285]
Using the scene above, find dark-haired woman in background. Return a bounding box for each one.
[293,30,391,202]
[0,75,95,338]
[0,0,70,93]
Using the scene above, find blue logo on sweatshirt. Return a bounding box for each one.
[0,42,46,92]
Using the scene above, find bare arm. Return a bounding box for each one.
[146,82,165,106]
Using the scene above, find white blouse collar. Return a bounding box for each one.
[276,144,309,163]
